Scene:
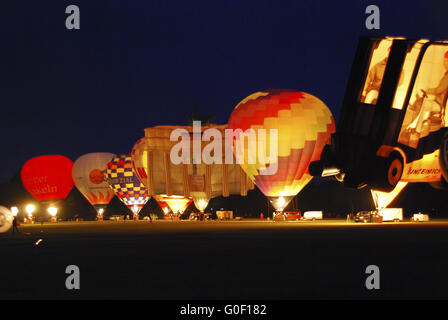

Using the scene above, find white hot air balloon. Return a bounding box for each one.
[72,152,117,217]
[0,206,13,233]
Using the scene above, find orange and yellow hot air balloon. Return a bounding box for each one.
[227,90,335,212]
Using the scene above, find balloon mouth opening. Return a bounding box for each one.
[195,200,209,212]
[156,195,193,215]
[94,205,107,215]
[370,181,408,209]
[268,195,295,212]
[129,205,142,214]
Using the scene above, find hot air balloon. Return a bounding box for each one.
[0,206,13,233]
[227,90,335,212]
[131,125,254,217]
[105,154,149,218]
[72,153,116,219]
[21,155,74,219]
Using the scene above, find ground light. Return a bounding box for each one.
[47,206,58,216]
[95,207,105,221]
[131,205,140,220]
[11,206,18,217]
[97,208,104,221]
[48,206,58,222]
[25,204,35,222]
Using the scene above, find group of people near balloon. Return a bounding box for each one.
[13,90,336,222]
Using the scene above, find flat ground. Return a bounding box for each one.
[1,219,448,299]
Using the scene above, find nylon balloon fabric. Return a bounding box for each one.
[105,154,149,211]
[21,155,74,201]
[227,90,335,200]
[72,152,116,206]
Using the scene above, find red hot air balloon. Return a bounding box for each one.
[21,155,74,202]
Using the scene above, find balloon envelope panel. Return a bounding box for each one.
[21,155,74,201]
[131,138,148,190]
[105,154,149,210]
[228,90,335,198]
[72,152,116,206]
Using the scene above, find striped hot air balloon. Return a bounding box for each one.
[105,154,149,217]
[227,90,335,211]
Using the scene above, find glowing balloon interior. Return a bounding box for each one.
[227,90,335,211]
[371,181,408,209]
[154,195,192,216]
[105,154,149,214]
[131,128,254,200]
[191,192,210,213]
[21,155,74,202]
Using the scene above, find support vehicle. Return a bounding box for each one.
[378,208,403,222]
[302,211,323,221]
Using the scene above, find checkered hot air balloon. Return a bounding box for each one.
[105,154,149,215]
[227,90,335,212]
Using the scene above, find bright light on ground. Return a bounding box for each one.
[48,206,58,216]
[11,206,18,216]
[26,204,35,216]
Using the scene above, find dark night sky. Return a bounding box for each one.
[0,0,448,182]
